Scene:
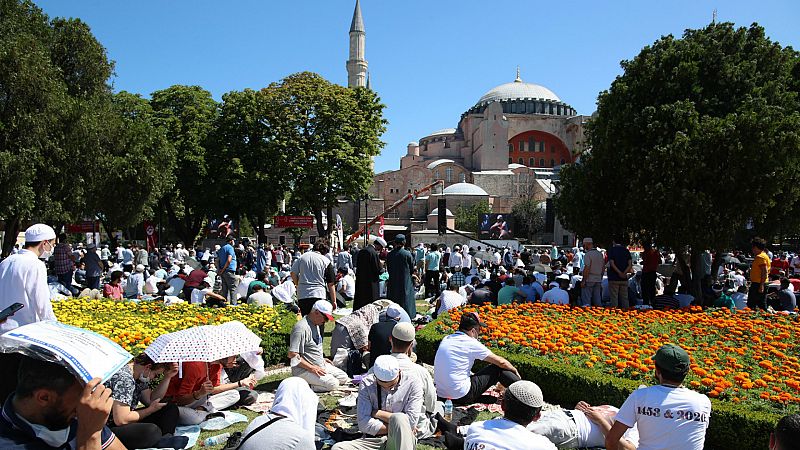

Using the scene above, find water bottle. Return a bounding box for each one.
[443,398,453,422]
[200,432,230,447]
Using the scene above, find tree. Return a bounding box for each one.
[512,198,546,242]
[0,1,114,255]
[150,85,218,246]
[85,92,176,246]
[211,88,294,244]
[555,22,800,298]
[454,201,491,234]
[267,72,386,238]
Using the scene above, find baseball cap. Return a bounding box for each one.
[312,300,334,321]
[654,344,690,373]
[372,355,400,382]
[395,234,406,242]
[459,312,486,329]
[24,224,56,243]
[391,322,416,341]
[507,380,544,408]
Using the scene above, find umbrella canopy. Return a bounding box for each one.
[533,263,553,273]
[144,321,261,363]
[185,256,201,270]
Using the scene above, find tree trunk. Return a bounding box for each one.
[98,218,119,249]
[710,248,724,283]
[689,249,705,305]
[163,199,189,246]
[1,216,21,258]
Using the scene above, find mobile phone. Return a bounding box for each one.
[0,303,23,321]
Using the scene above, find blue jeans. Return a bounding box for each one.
[57,272,76,296]
[581,281,602,306]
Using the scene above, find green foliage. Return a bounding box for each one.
[454,200,490,234]
[556,22,800,251]
[512,198,545,242]
[258,303,297,365]
[150,85,219,246]
[268,73,386,237]
[416,318,779,450]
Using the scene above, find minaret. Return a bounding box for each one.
[347,0,368,88]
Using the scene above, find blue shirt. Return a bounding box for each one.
[607,245,632,282]
[0,394,117,450]
[425,251,441,271]
[217,244,237,272]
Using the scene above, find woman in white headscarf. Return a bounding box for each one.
[239,377,318,450]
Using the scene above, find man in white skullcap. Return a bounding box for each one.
[463,380,556,450]
[0,224,59,403]
[332,354,422,450]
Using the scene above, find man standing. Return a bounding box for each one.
[641,242,659,306]
[434,312,520,405]
[607,238,632,308]
[288,300,350,392]
[748,237,771,311]
[424,243,442,300]
[84,243,103,290]
[580,237,605,306]
[414,243,426,277]
[332,355,422,450]
[253,244,268,274]
[337,246,354,273]
[354,238,385,311]
[53,234,75,295]
[605,344,711,450]
[386,234,416,318]
[0,224,58,403]
[217,235,239,305]
[291,240,337,321]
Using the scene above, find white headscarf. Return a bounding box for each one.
[271,377,319,437]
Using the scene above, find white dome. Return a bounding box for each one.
[426,128,456,137]
[442,182,489,196]
[477,80,561,106]
[426,159,455,169]
[508,163,526,169]
[428,208,454,216]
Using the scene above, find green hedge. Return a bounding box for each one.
[257,304,297,366]
[416,319,780,450]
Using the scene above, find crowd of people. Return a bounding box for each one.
[1,222,799,449]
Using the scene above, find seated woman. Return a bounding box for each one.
[190,276,227,307]
[104,354,183,449]
[239,377,318,450]
[103,270,124,300]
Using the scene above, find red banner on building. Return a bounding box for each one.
[143,221,158,251]
[274,216,314,229]
[378,216,385,238]
[66,221,98,234]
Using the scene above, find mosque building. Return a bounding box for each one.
[345,0,588,245]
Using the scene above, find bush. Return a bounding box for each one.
[416,319,779,449]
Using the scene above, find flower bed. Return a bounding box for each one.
[53,298,298,365]
[417,303,792,449]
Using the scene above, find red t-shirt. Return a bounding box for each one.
[164,361,222,399]
[642,249,660,273]
[184,269,208,289]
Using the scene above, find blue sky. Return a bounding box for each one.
[35,0,799,173]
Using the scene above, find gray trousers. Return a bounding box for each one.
[220,271,238,305]
[331,413,416,450]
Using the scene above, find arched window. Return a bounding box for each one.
[509,158,513,164]
[518,158,523,165]
[445,167,453,183]
[459,173,466,183]
[508,143,513,152]
[550,159,555,166]
[540,158,545,166]
[530,158,535,166]
[434,170,440,180]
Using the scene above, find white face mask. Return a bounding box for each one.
[40,242,54,260]
[26,420,71,447]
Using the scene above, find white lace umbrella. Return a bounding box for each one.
[144,321,262,364]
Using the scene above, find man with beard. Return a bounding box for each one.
[0,356,124,450]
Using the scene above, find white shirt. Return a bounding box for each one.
[466,418,556,450]
[144,276,163,295]
[615,385,711,450]
[0,250,56,331]
[449,251,463,268]
[437,290,466,316]
[542,287,569,305]
[492,252,502,265]
[248,291,273,307]
[191,287,211,304]
[434,332,492,399]
[338,275,355,298]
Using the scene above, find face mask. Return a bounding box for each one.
[138,369,151,383]
[40,243,54,260]
[25,421,71,448]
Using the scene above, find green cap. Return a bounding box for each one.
[654,344,690,373]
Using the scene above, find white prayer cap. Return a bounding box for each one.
[135,264,145,272]
[507,380,544,408]
[24,224,56,242]
[372,355,400,382]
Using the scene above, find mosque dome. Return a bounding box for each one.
[426,128,457,137]
[464,69,577,117]
[428,208,454,216]
[426,159,455,169]
[442,182,488,196]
